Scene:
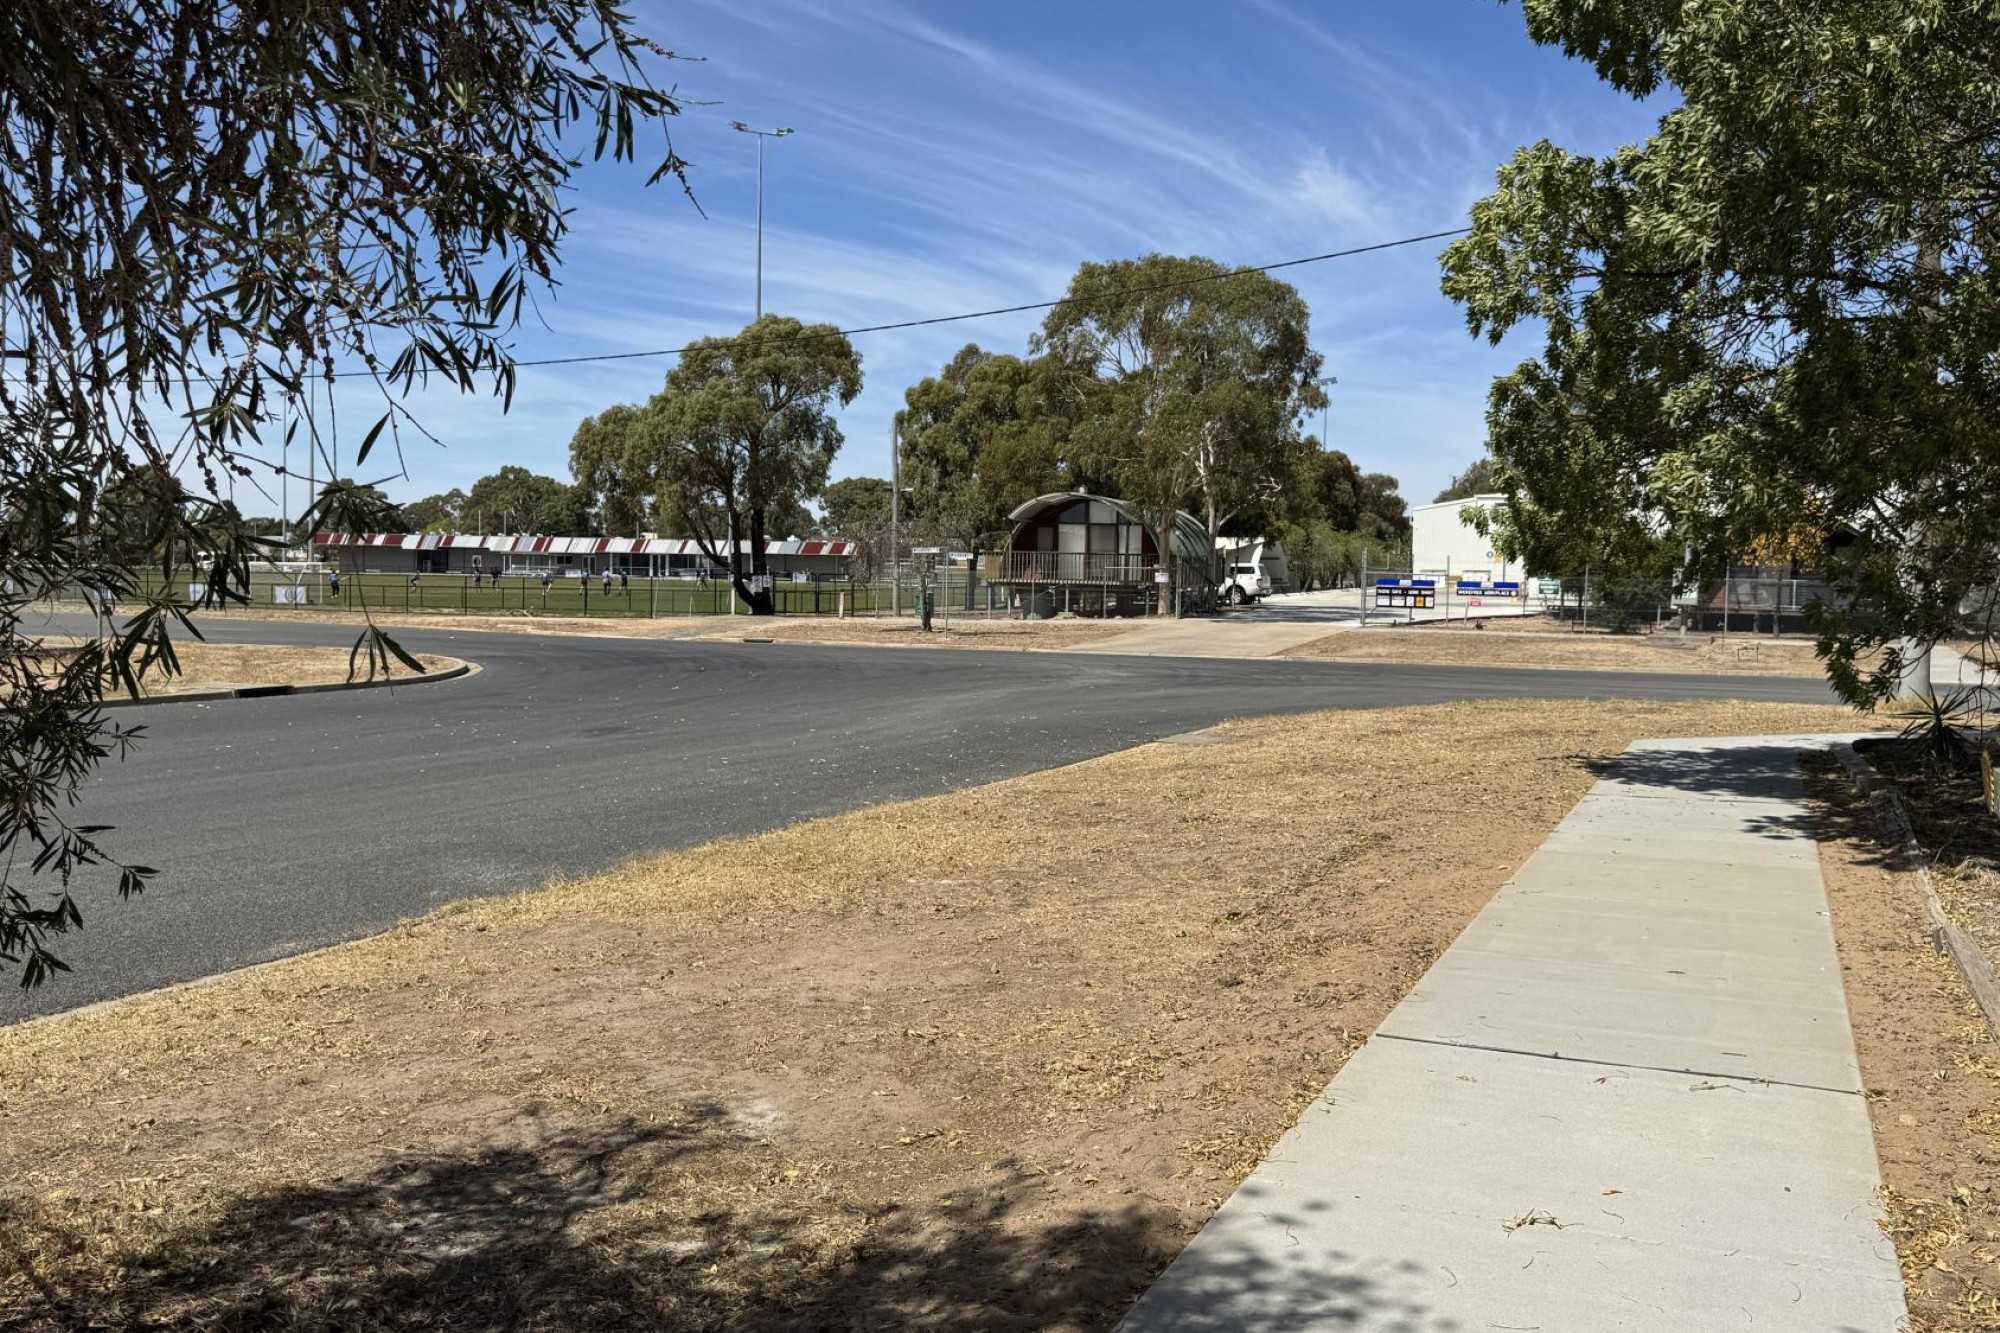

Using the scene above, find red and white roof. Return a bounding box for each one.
[312,532,855,556]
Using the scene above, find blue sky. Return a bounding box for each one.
[331,0,1660,520]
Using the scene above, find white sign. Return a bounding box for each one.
[791,571,809,584]
[1153,571,1170,584]
[187,582,208,601]
[272,585,307,605]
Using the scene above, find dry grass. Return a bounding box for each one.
[1404,613,1643,636]
[25,639,456,697]
[141,642,456,694]
[145,606,1132,653]
[0,698,1856,1330]
[1283,625,1828,677]
[1809,759,2000,1330]
[716,616,1135,651]
[117,607,735,641]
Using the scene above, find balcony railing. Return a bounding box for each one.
[980,550,1161,584]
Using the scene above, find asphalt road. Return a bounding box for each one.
[5,614,1839,1020]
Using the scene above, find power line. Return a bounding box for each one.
[0,226,1472,389]
[326,225,1473,378]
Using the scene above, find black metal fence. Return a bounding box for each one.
[70,570,897,619]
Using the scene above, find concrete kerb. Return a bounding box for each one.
[96,658,475,709]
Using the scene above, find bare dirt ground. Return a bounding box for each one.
[1408,613,1648,636]
[1282,624,1827,677]
[1808,758,2000,1330]
[139,605,1135,652]
[0,699,1856,1331]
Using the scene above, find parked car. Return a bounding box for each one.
[1220,562,1269,606]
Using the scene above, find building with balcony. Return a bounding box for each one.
[980,492,1220,617]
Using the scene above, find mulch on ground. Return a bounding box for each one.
[1855,735,2000,978]
[0,699,1855,1331]
[1808,756,2000,1330]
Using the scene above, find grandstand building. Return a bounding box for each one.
[313,532,856,580]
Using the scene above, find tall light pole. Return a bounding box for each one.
[1313,375,1337,448]
[890,419,901,617]
[729,122,792,321]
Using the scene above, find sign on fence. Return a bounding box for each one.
[272,585,308,605]
[1536,579,1563,598]
[1374,578,1435,610]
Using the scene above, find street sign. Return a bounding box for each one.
[1154,571,1169,584]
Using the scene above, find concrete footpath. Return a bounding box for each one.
[1121,734,1906,1332]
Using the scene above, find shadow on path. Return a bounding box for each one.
[0,1109,1436,1332]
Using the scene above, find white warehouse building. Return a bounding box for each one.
[1410,494,1538,584]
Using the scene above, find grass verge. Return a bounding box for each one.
[0,699,1854,1330]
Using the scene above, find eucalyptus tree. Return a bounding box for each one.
[895,344,1067,555]
[1036,255,1324,613]
[571,316,862,614]
[1444,0,2000,704]
[464,466,593,535]
[819,477,893,540]
[569,403,655,536]
[403,489,468,533]
[1,0,691,985]
[1434,458,1499,504]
